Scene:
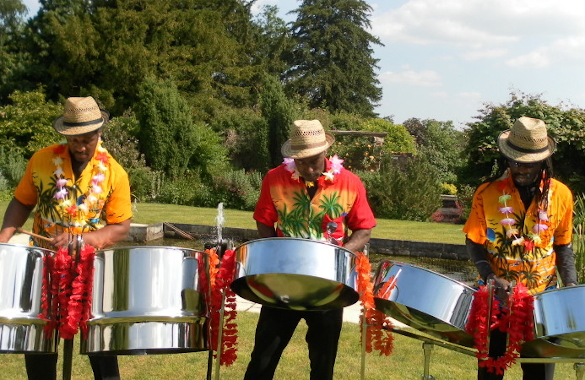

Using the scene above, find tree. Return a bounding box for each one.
[0,0,28,101]
[0,88,62,157]
[403,118,466,185]
[284,0,383,117]
[19,0,265,113]
[134,77,227,179]
[134,78,201,177]
[260,74,296,168]
[461,91,585,193]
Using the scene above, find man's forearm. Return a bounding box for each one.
[344,229,371,253]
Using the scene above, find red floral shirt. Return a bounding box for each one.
[254,158,376,243]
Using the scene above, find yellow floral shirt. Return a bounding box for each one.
[463,170,573,293]
[14,141,132,246]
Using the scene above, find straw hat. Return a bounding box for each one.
[281,120,335,159]
[53,96,109,136]
[497,116,556,163]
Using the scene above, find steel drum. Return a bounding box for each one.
[0,243,57,353]
[230,237,359,310]
[521,285,585,358]
[80,246,209,355]
[373,260,475,347]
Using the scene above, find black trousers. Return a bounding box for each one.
[244,306,344,380]
[24,353,120,380]
[478,329,554,380]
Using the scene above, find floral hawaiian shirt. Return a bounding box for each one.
[463,169,573,293]
[254,157,376,244]
[14,141,132,246]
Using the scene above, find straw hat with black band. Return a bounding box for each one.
[497,116,556,163]
[53,96,110,136]
[281,120,335,159]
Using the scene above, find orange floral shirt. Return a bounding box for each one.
[14,142,132,245]
[463,170,573,293]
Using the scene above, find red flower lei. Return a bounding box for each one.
[356,252,394,356]
[208,248,238,366]
[39,245,96,340]
[466,283,534,375]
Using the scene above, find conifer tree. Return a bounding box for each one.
[285,0,383,117]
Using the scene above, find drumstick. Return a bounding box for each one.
[16,227,53,242]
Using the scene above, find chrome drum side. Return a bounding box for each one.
[0,243,57,353]
[80,246,209,355]
[373,260,475,347]
[230,237,359,310]
[521,285,585,358]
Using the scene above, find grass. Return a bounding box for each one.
[130,203,466,245]
[0,311,578,380]
[0,201,579,379]
[0,201,466,245]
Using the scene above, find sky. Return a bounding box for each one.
[22,0,585,128]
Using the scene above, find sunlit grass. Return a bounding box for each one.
[130,203,466,245]
[0,311,577,380]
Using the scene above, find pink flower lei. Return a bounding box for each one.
[52,140,109,225]
[283,155,344,186]
[496,171,550,251]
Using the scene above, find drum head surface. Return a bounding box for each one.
[231,238,359,310]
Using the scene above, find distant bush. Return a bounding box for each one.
[199,170,263,211]
[357,154,442,222]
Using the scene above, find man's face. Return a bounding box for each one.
[508,159,543,187]
[294,151,326,183]
[66,130,101,164]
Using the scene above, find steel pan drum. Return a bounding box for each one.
[230,237,359,310]
[521,285,585,358]
[373,260,475,347]
[80,246,209,355]
[0,243,57,353]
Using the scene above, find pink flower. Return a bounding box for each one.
[329,155,344,174]
[56,179,68,188]
[283,158,296,173]
[538,210,549,221]
[92,185,103,194]
[500,218,516,226]
[54,188,68,200]
[533,224,549,234]
[92,173,105,184]
[499,206,513,214]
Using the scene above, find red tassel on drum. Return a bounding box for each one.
[43,245,96,340]
[208,248,239,366]
[356,252,394,356]
[466,283,534,375]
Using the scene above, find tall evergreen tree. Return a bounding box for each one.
[260,74,295,168]
[0,0,29,101]
[285,0,382,117]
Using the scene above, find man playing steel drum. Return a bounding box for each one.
[0,96,132,380]
[464,116,577,380]
[244,119,376,380]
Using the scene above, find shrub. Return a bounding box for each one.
[0,147,27,188]
[574,193,585,284]
[200,170,263,211]
[357,154,442,222]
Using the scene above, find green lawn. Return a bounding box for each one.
[0,311,578,379]
[130,202,467,245]
[0,201,466,245]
